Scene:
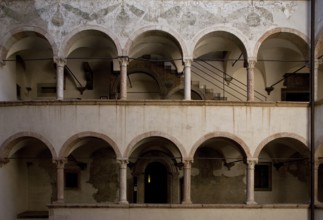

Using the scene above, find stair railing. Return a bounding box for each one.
[193,60,267,101]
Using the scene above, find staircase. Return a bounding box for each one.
[192,60,267,101]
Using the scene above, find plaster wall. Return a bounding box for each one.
[0,102,309,158]
[0,160,28,220]
[0,63,16,101]
[64,158,97,204]
[49,206,309,220]
[256,168,309,204]
[27,159,55,210]
[191,160,246,203]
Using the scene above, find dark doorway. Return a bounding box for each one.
[144,162,167,203]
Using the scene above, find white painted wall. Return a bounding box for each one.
[48,206,310,220]
[0,102,309,158]
[0,63,16,101]
[0,160,28,220]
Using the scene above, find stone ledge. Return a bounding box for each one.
[0,100,309,108]
[48,203,309,209]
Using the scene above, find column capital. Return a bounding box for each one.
[183,59,192,67]
[0,157,9,167]
[183,159,193,167]
[117,159,129,166]
[53,158,67,169]
[247,59,257,69]
[246,158,258,167]
[118,56,129,65]
[54,57,67,66]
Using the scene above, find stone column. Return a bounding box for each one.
[184,59,192,100]
[314,160,320,204]
[55,57,66,100]
[55,159,66,203]
[182,160,192,204]
[118,159,129,204]
[246,159,257,204]
[247,60,256,101]
[119,57,129,100]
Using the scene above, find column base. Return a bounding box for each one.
[53,199,64,204]
[182,200,192,205]
[119,200,129,205]
[245,200,257,205]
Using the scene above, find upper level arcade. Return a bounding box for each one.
[0,0,317,103]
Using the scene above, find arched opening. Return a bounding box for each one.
[257,32,309,102]
[63,137,118,203]
[192,31,259,101]
[126,30,184,100]
[144,162,168,203]
[0,137,54,219]
[192,137,247,204]
[128,136,182,204]
[64,30,118,99]
[256,137,309,204]
[4,31,55,101]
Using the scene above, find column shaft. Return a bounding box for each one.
[119,57,129,100]
[184,60,192,100]
[247,60,256,101]
[182,160,192,204]
[118,160,129,204]
[55,159,66,203]
[55,58,66,100]
[246,159,257,204]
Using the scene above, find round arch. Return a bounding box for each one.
[254,132,308,159]
[124,131,187,160]
[191,25,251,59]
[58,25,122,58]
[189,132,251,160]
[0,26,58,60]
[59,131,121,159]
[0,132,57,160]
[253,27,309,59]
[123,25,189,59]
